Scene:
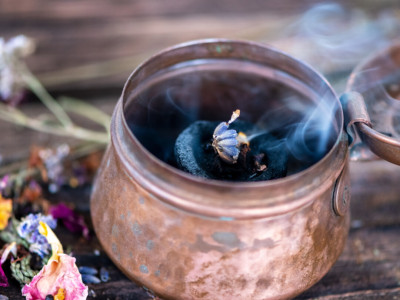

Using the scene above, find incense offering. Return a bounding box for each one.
[175,109,288,181]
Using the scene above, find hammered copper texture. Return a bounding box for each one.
[91,40,350,300]
[91,102,350,300]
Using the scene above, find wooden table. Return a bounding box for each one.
[1,1,400,299]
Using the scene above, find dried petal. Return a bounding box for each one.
[22,254,88,300]
[213,122,228,138]
[38,221,63,263]
[0,35,35,102]
[216,129,238,141]
[0,196,12,230]
[54,288,65,300]
[1,242,16,264]
[22,223,87,300]
[0,176,9,192]
[219,148,239,164]
[220,145,240,158]
[0,263,8,287]
[4,35,35,58]
[50,204,89,239]
[218,138,238,147]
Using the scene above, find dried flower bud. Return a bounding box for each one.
[0,35,36,102]
[212,110,242,164]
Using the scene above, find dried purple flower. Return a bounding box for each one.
[0,176,9,193]
[212,109,241,164]
[17,213,57,258]
[50,203,89,239]
[39,144,70,193]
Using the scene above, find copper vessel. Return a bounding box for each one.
[90,39,391,299]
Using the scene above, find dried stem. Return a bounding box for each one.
[0,56,111,145]
[58,96,111,134]
[0,103,109,144]
[17,62,74,129]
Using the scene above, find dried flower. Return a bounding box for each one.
[22,222,88,300]
[0,176,9,193]
[21,180,42,203]
[0,195,12,230]
[1,242,17,264]
[0,263,8,287]
[17,213,57,258]
[0,35,35,102]
[54,288,65,300]
[212,109,242,164]
[50,204,89,239]
[39,144,70,193]
[0,242,18,287]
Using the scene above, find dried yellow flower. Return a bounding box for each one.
[0,195,12,230]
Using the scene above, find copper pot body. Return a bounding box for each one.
[91,40,350,300]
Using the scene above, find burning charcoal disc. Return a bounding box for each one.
[174,120,288,181]
[174,121,216,178]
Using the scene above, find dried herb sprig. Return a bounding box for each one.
[0,35,110,144]
[10,255,39,286]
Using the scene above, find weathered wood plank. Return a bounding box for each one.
[1,0,398,93]
[1,1,400,299]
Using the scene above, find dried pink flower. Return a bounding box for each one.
[22,222,88,300]
[21,253,87,300]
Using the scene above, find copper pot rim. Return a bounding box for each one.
[113,39,347,217]
[346,40,400,91]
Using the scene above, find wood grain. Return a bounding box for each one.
[1,0,399,93]
[1,1,400,299]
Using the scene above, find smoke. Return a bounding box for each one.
[125,3,400,176]
[349,66,400,138]
[285,92,338,162]
[273,3,400,76]
[269,2,400,160]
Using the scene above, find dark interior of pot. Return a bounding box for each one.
[124,50,341,180]
[348,44,400,139]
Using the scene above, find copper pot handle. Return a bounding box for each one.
[340,92,400,164]
[340,92,376,162]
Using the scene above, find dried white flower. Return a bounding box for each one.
[0,35,35,101]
